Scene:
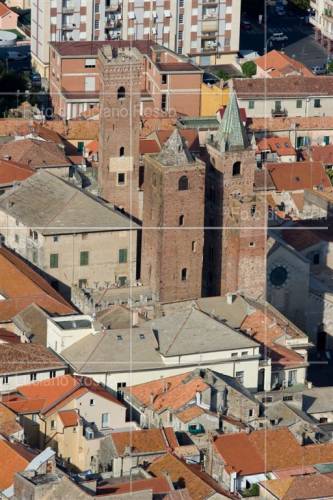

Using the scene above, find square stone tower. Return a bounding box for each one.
[98,45,142,220]
[141,130,206,303]
[207,93,266,299]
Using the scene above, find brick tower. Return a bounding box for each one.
[141,130,206,303]
[98,45,142,220]
[206,93,266,299]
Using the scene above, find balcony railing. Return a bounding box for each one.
[271,108,288,117]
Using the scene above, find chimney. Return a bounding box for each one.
[226,293,235,305]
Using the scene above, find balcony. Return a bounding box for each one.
[202,19,218,32]
[271,107,288,117]
[62,4,74,13]
[62,24,75,30]
[202,0,218,4]
[105,3,120,12]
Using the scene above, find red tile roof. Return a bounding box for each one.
[261,473,333,499]
[0,402,22,437]
[85,139,99,154]
[0,440,34,490]
[214,428,333,475]
[0,2,13,17]
[58,409,79,428]
[0,343,66,375]
[0,139,71,169]
[0,245,75,322]
[267,162,331,191]
[97,476,172,495]
[234,76,333,99]
[155,129,200,152]
[310,145,333,164]
[50,40,154,57]
[5,374,124,417]
[139,139,160,155]
[110,427,177,456]
[176,405,205,423]
[256,136,296,156]
[0,328,21,344]
[0,159,34,185]
[254,50,313,78]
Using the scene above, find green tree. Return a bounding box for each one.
[216,69,229,81]
[0,70,28,116]
[290,0,310,10]
[242,61,257,78]
[326,167,333,185]
[327,61,333,74]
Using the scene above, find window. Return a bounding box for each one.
[235,371,244,384]
[251,204,256,217]
[178,175,189,191]
[296,99,302,108]
[241,351,249,356]
[231,352,238,358]
[50,420,55,430]
[85,58,96,68]
[283,395,293,401]
[248,100,255,109]
[320,417,328,423]
[179,215,184,226]
[95,2,99,12]
[80,251,89,266]
[179,0,184,6]
[53,235,59,242]
[274,100,282,112]
[79,279,87,288]
[248,409,253,417]
[118,276,127,286]
[49,370,56,378]
[119,146,125,157]
[77,141,84,153]
[118,173,125,185]
[32,414,37,422]
[2,376,8,384]
[119,248,128,263]
[162,74,168,84]
[89,399,95,406]
[262,396,272,403]
[101,413,110,428]
[85,76,95,92]
[15,234,19,243]
[181,268,187,281]
[270,266,288,287]
[117,86,126,100]
[178,30,183,41]
[30,373,37,381]
[179,14,184,23]
[313,253,320,265]
[232,161,241,176]
[161,94,167,111]
[324,135,330,145]
[314,98,321,108]
[32,249,38,265]
[95,19,100,29]
[192,241,197,252]
[50,253,59,269]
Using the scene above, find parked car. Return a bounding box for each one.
[312,65,327,75]
[241,20,252,31]
[188,423,205,435]
[271,32,288,42]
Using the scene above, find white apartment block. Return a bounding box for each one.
[310,0,333,52]
[32,0,241,77]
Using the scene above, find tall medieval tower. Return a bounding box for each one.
[141,130,206,303]
[98,45,142,220]
[206,93,266,299]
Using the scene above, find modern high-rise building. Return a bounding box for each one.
[32,0,241,78]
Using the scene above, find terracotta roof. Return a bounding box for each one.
[125,371,208,413]
[261,473,333,499]
[5,374,124,417]
[148,453,215,500]
[281,227,322,250]
[0,2,13,17]
[241,309,306,369]
[139,138,160,155]
[250,116,333,133]
[0,343,65,375]
[0,440,35,490]
[58,409,79,427]
[266,162,331,191]
[256,136,296,156]
[85,139,99,154]
[157,62,201,73]
[310,145,333,164]
[97,476,172,495]
[0,245,75,321]
[0,159,34,185]
[0,139,71,169]
[175,405,205,423]
[0,328,21,344]
[110,427,177,456]
[234,76,333,98]
[214,428,333,475]
[50,40,154,57]
[254,50,313,78]
[0,402,22,437]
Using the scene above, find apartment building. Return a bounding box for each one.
[310,0,333,53]
[32,0,241,78]
[49,40,203,119]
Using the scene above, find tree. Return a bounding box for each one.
[242,61,257,78]
[290,0,310,10]
[216,69,229,81]
[327,60,333,74]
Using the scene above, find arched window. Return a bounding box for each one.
[232,161,241,176]
[179,215,184,226]
[117,86,125,100]
[119,146,125,157]
[178,175,189,191]
[181,268,187,281]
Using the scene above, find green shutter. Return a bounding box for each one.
[50,253,59,268]
[119,248,128,263]
[80,251,89,266]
